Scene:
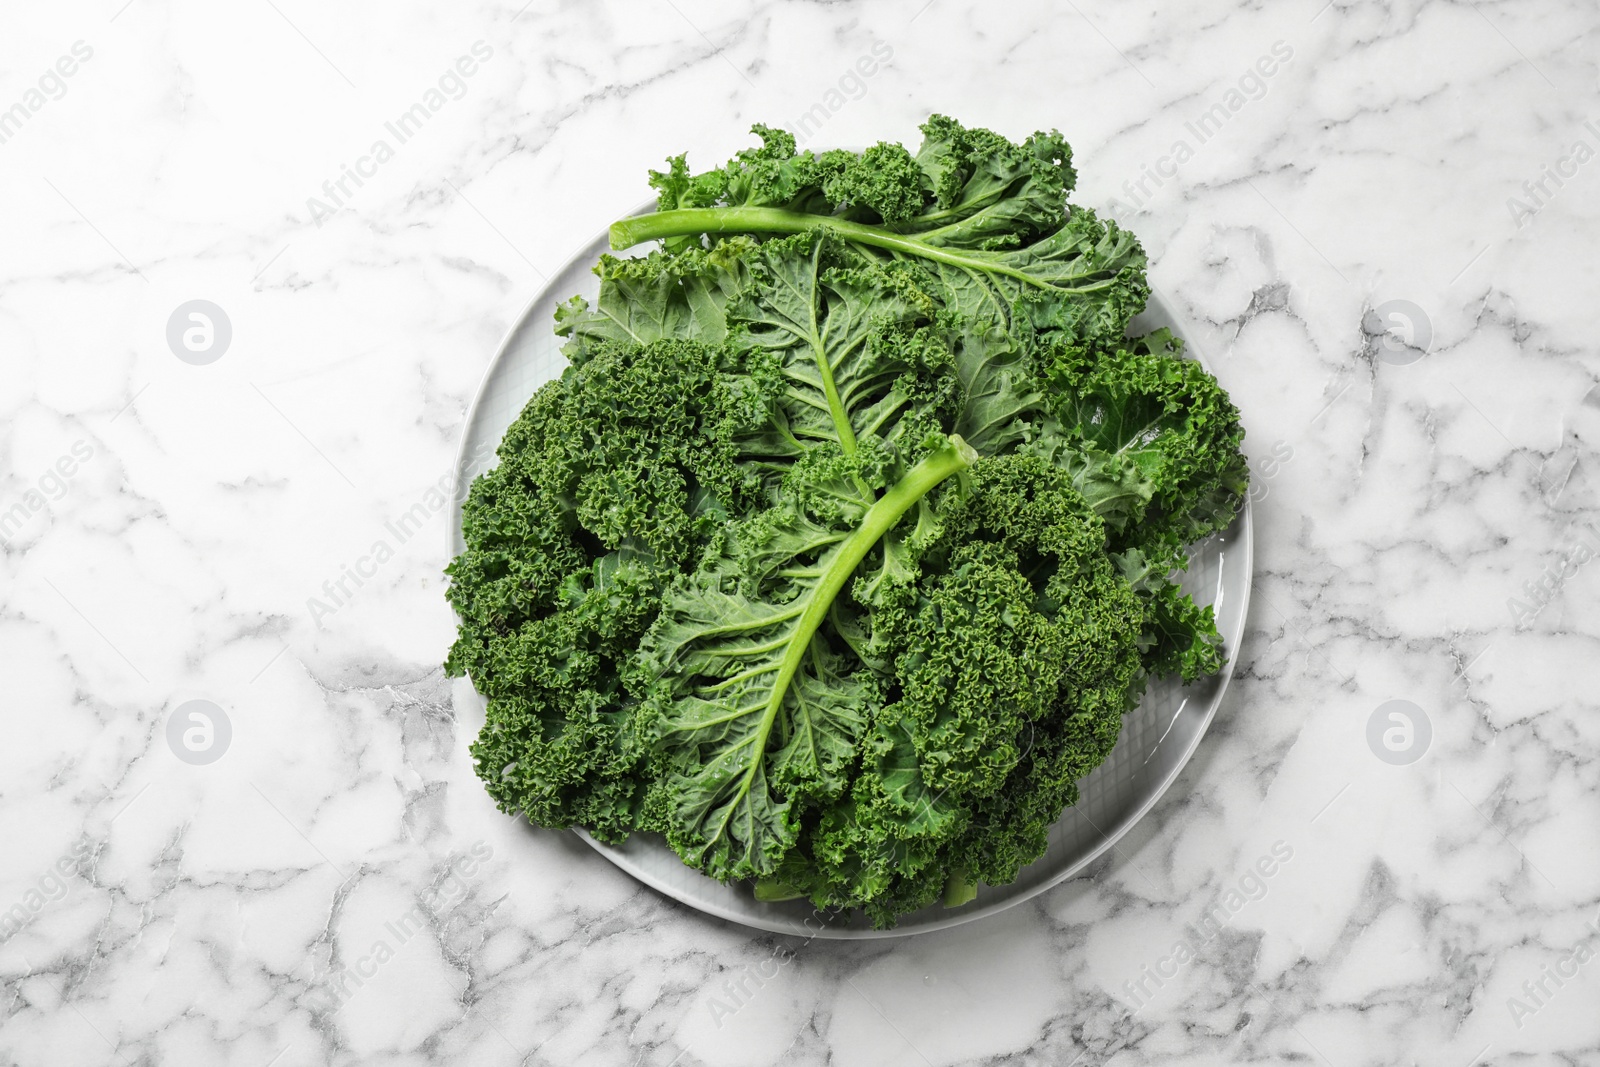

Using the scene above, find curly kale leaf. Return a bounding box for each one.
[610,209,1148,355]
[782,454,1147,922]
[909,113,1077,239]
[645,114,1077,239]
[1041,328,1248,559]
[726,231,953,457]
[610,118,1147,352]
[445,336,785,839]
[554,239,753,359]
[636,436,976,880]
[1112,547,1225,682]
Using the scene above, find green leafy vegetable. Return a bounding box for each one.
[447,115,1247,926]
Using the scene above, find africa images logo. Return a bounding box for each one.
[0,40,94,147]
[1107,41,1293,220]
[305,41,495,226]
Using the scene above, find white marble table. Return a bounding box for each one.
[4,2,1598,1064]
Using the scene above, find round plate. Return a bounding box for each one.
[450,200,1253,939]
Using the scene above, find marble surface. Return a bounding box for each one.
[3,1,1598,1064]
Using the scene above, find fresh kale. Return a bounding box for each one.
[446,115,1247,926]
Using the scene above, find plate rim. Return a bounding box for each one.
[448,202,1255,939]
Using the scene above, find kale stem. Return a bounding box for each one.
[799,237,859,456]
[610,207,1056,291]
[753,878,805,902]
[942,868,978,908]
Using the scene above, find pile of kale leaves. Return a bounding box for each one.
[446,116,1247,926]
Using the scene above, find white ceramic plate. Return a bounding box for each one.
[450,200,1253,939]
